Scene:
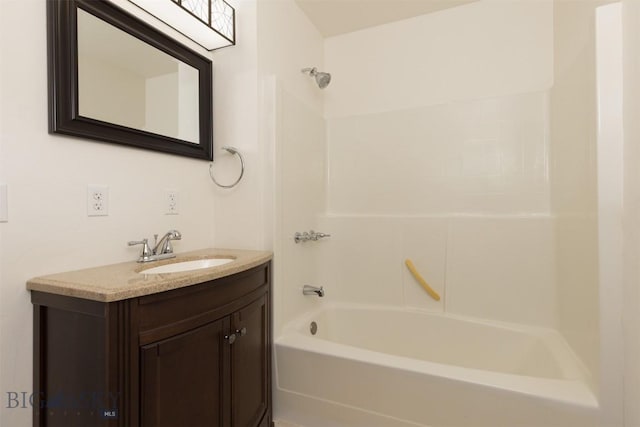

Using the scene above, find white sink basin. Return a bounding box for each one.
[140,258,234,274]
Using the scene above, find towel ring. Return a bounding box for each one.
[209,146,245,189]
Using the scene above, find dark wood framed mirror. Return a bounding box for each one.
[48,0,213,160]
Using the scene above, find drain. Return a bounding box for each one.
[310,321,318,335]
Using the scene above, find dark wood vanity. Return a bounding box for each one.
[29,257,272,427]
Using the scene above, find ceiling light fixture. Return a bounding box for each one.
[128,0,235,50]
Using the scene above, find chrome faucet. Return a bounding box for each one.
[128,229,182,263]
[294,230,331,243]
[303,285,325,297]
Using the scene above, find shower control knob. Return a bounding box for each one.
[225,333,237,344]
[294,230,331,243]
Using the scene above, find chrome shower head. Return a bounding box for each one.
[301,67,331,89]
[315,71,331,89]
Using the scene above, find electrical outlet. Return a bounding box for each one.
[87,185,109,216]
[165,190,179,215]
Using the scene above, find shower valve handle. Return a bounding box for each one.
[294,230,331,243]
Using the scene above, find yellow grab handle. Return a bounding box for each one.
[405,259,441,301]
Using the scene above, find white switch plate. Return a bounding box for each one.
[165,190,179,215]
[0,184,7,222]
[87,185,109,216]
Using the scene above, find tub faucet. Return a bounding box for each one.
[128,229,182,263]
[303,285,325,297]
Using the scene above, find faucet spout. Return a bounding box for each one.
[303,285,325,298]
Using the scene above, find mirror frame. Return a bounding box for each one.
[48,0,214,160]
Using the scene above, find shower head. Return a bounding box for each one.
[315,71,331,89]
[301,67,331,89]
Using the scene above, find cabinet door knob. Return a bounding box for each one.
[225,333,237,344]
[236,327,247,337]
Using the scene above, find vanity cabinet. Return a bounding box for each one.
[31,261,272,427]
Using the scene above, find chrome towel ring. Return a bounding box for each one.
[209,146,245,189]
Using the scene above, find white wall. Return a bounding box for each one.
[272,88,326,333]
[550,0,603,390]
[254,0,326,421]
[595,4,624,425]
[623,0,640,424]
[257,0,325,112]
[320,1,558,328]
[324,0,553,118]
[210,0,266,250]
[327,91,551,215]
[0,0,262,425]
[256,0,325,338]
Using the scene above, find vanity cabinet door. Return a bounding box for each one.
[140,317,230,427]
[231,293,270,427]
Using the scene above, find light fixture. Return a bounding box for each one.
[128,0,235,50]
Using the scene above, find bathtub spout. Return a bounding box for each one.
[303,285,325,297]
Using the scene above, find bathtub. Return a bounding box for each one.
[274,304,598,427]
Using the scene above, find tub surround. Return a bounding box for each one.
[26,248,272,301]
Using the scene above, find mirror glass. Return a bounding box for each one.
[77,9,200,144]
[48,0,213,160]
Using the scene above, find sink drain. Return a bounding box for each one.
[310,321,318,335]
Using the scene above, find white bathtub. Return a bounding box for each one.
[275,304,598,427]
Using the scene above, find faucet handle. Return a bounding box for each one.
[294,230,331,243]
[128,238,153,261]
[161,230,182,255]
[309,230,331,241]
[164,239,175,255]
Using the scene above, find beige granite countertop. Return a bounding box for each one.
[27,248,273,302]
